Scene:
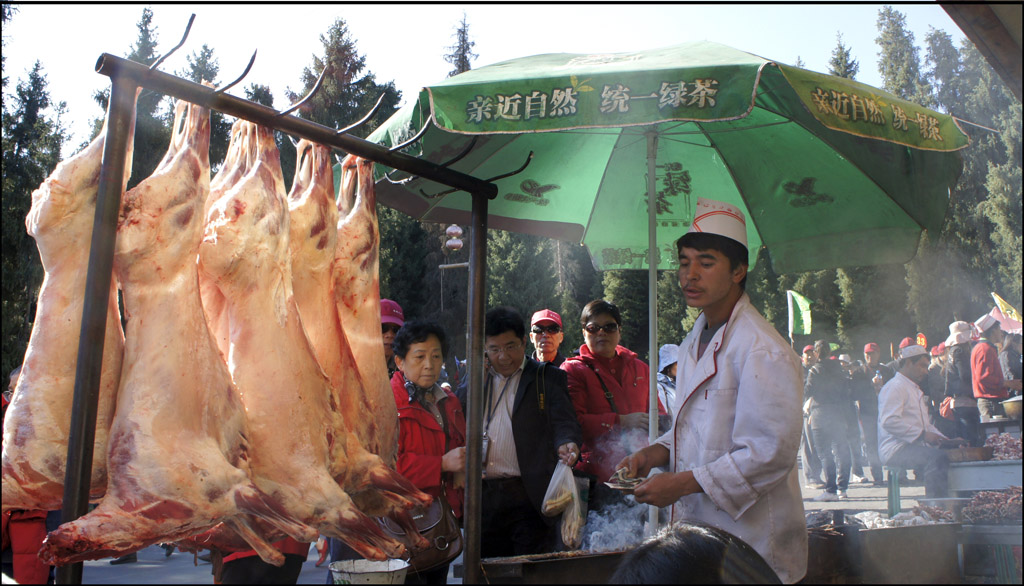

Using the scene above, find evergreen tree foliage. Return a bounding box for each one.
[876,6,932,106]
[287,18,401,139]
[601,270,651,361]
[90,7,172,189]
[828,33,859,79]
[1,60,69,377]
[444,13,478,77]
[485,230,558,329]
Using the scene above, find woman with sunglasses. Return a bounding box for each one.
[561,300,667,490]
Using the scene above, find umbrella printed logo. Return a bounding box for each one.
[784,177,834,207]
[505,179,560,206]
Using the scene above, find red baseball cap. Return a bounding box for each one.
[802,345,814,354]
[899,337,915,349]
[864,343,879,353]
[930,342,946,357]
[380,299,405,327]
[531,309,562,328]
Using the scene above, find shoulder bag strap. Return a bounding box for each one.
[583,361,618,413]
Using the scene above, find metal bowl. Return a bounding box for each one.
[1002,396,1021,420]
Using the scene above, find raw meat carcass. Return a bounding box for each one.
[41,100,316,567]
[333,155,398,466]
[2,92,138,512]
[287,143,431,524]
[199,127,415,560]
[199,120,255,356]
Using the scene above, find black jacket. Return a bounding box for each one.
[480,358,582,519]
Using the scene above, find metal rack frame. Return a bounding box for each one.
[58,44,496,585]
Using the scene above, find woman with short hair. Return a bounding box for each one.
[390,320,466,584]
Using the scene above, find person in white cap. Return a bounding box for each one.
[942,320,982,447]
[617,197,807,583]
[878,344,965,498]
[972,314,1022,418]
[656,343,680,414]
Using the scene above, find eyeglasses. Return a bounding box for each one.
[584,322,619,334]
[532,325,562,335]
[381,323,401,335]
[485,341,523,357]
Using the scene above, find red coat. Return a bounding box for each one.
[391,372,466,518]
[561,345,665,480]
[972,340,1008,400]
[2,509,50,584]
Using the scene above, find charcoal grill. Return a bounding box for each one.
[455,549,630,584]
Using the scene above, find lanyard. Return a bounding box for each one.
[484,373,516,437]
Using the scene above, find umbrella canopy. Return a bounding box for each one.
[368,41,968,273]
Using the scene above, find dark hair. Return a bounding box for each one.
[609,522,781,584]
[981,320,1002,338]
[485,306,525,339]
[814,339,831,359]
[392,320,449,360]
[581,299,622,327]
[675,232,749,290]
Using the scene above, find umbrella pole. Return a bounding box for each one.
[645,129,660,537]
[464,191,488,584]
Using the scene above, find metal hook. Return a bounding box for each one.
[214,50,257,95]
[420,151,533,199]
[336,93,388,136]
[278,65,330,117]
[150,14,195,71]
[389,121,430,152]
[383,136,478,185]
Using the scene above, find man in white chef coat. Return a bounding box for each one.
[618,197,807,583]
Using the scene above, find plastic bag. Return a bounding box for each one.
[559,476,587,550]
[542,461,577,516]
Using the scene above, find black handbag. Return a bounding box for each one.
[378,485,463,573]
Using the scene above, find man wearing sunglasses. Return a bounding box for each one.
[530,309,566,367]
[381,299,404,379]
[617,197,807,583]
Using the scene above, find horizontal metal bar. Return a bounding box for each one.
[94,53,497,199]
[438,262,470,270]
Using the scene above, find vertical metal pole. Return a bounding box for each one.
[56,76,136,585]
[645,129,660,536]
[462,192,488,584]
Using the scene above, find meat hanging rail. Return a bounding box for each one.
[57,15,507,584]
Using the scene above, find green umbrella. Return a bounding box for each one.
[368,40,968,273]
[362,41,969,566]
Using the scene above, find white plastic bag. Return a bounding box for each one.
[559,476,587,550]
[541,461,576,516]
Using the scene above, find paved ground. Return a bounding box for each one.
[71,463,924,584]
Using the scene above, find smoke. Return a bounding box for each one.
[591,425,652,479]
[582,496,647,552]
[579,427,657,553]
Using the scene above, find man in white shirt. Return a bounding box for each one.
[878,343,964,498]
[479,306,581,557]
[616,198,807,583]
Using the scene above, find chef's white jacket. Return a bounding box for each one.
[877,371,944,464]
[656,293,807,583]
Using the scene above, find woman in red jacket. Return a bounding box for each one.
[392,320,466,585]
[561,300,666,491]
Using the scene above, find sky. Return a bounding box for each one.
[3,2,967,150]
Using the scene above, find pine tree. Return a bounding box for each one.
[89,7,172,188]
[601,270,651,361]
[828,33,859,79]
[1,60,69,377]
[444,13,478,77]
[876,6,932,106]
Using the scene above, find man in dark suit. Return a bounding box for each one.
[478,306,582,558]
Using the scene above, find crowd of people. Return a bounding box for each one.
[798,316,1022,503]
[4,193,1019,585]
